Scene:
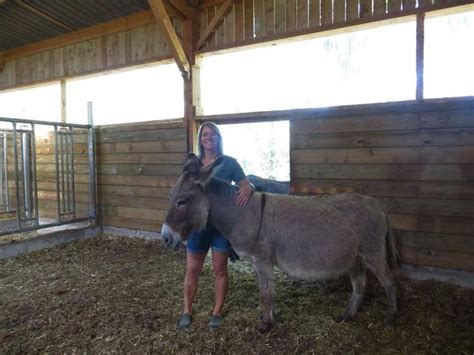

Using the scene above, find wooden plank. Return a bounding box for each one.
[286,0,297,32]
[105,31,127,68]
[290,109,474,134]
[97,163,182,176]
[308,0,320,27]
[274,0,286,33]
[417,215,474,236]
[216,7,227,46]
[333,0,346,23]
[98,140,186,154]
[197,0,233,49]
[374,0,387,16]
[117,206,167,220]
[291,179,474,199]
[388,213,418,231]
[244,0,254,40]
[291,146,474,164]
[400,246,474,271]
[290,128,474,149]
[97,152,186,165]
[97,120,184,133]
[99,185,171,199]
[225,4,235,43]
[296,0,308,29]
[346,0,359,21]
[387,0,402,13]
[396,230,474,254]
[97,175,177,188]
[402,0,417,10]
[265,0,276,35]
[234,0,244,41]
[254,0,265,37]
[290,164,474,182]
[99,195,169,210]
[96,128,187,143]
[360,0,373,18]
[0,11,156,65]
[377,196,474,218]
[320,0,333,25]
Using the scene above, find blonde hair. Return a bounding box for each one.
[196,121,224,158]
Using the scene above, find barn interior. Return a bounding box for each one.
[0,0,473,352]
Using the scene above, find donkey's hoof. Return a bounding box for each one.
[384,313,396,327]
[259,322,273,333]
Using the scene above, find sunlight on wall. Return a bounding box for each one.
[0,83,61,122]
[219,121,290,181]
[199,19,416,115]
[424,7,474,99]
[66,63,184,125]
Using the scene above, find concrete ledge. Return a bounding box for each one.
[102,225,162,241]
[401,264,474,289]
[0,223,101,260]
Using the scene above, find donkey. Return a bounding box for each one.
[161,153,398,332]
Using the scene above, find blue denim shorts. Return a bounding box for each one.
[186,227,232,254]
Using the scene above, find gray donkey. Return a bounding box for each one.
[161,153,398,332]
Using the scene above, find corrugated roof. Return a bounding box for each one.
[0,0,151,52]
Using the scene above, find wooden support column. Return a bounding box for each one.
[416,12,425,101]
[183,18,200,152]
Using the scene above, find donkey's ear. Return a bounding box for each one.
[182,152,201,173]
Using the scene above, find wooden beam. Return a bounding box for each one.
[0,10,156,63]
[168,0,200,23]
[416,12,425,100]
[148,0,191,78]
[196,0,233,49]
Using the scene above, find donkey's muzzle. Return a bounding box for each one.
[160,224,183,251]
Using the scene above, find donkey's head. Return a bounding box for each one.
[160,153,222,250]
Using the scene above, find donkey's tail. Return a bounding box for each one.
[386,216,400,271]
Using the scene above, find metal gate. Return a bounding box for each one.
[0,115,96,235]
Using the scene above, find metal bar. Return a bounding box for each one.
[0,116,89,129]
[66,130,71,214]
[70,126,76,219]
[21,130,32,221]
[60,130,65,214]
[12,123,21,230]
[54,125,61,223]
[0,217,90,236]
[31,124,39,225]
[4,131,9,210]
[87,102,96,223]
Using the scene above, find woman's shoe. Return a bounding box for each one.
[178,313,192,328]
[208,314,223,329]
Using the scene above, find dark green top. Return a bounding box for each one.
[201,155,246,184]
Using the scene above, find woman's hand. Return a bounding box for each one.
[236,182,254,207]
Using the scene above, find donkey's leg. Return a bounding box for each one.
[367,260,398,326]
[336,258,367,323]
[254,260,275,333]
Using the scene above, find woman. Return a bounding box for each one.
[178,121,254,329]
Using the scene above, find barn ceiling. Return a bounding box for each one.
[0,0,152,52]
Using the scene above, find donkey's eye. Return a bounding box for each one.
[176,199,187,207]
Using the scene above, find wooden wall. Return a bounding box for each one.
[289,98,474,271]
[0,19,178,90]
[198,0,469,52]
[96,120,187,231]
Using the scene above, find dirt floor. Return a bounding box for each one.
[1,235,473,353]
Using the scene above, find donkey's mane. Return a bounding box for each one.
[207,176,238,198]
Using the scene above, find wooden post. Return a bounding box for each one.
[183,19,199,153]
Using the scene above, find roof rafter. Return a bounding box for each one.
[168,0,199,24]
[148,0,191,79]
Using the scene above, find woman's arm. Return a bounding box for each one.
[236,178,255,207]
